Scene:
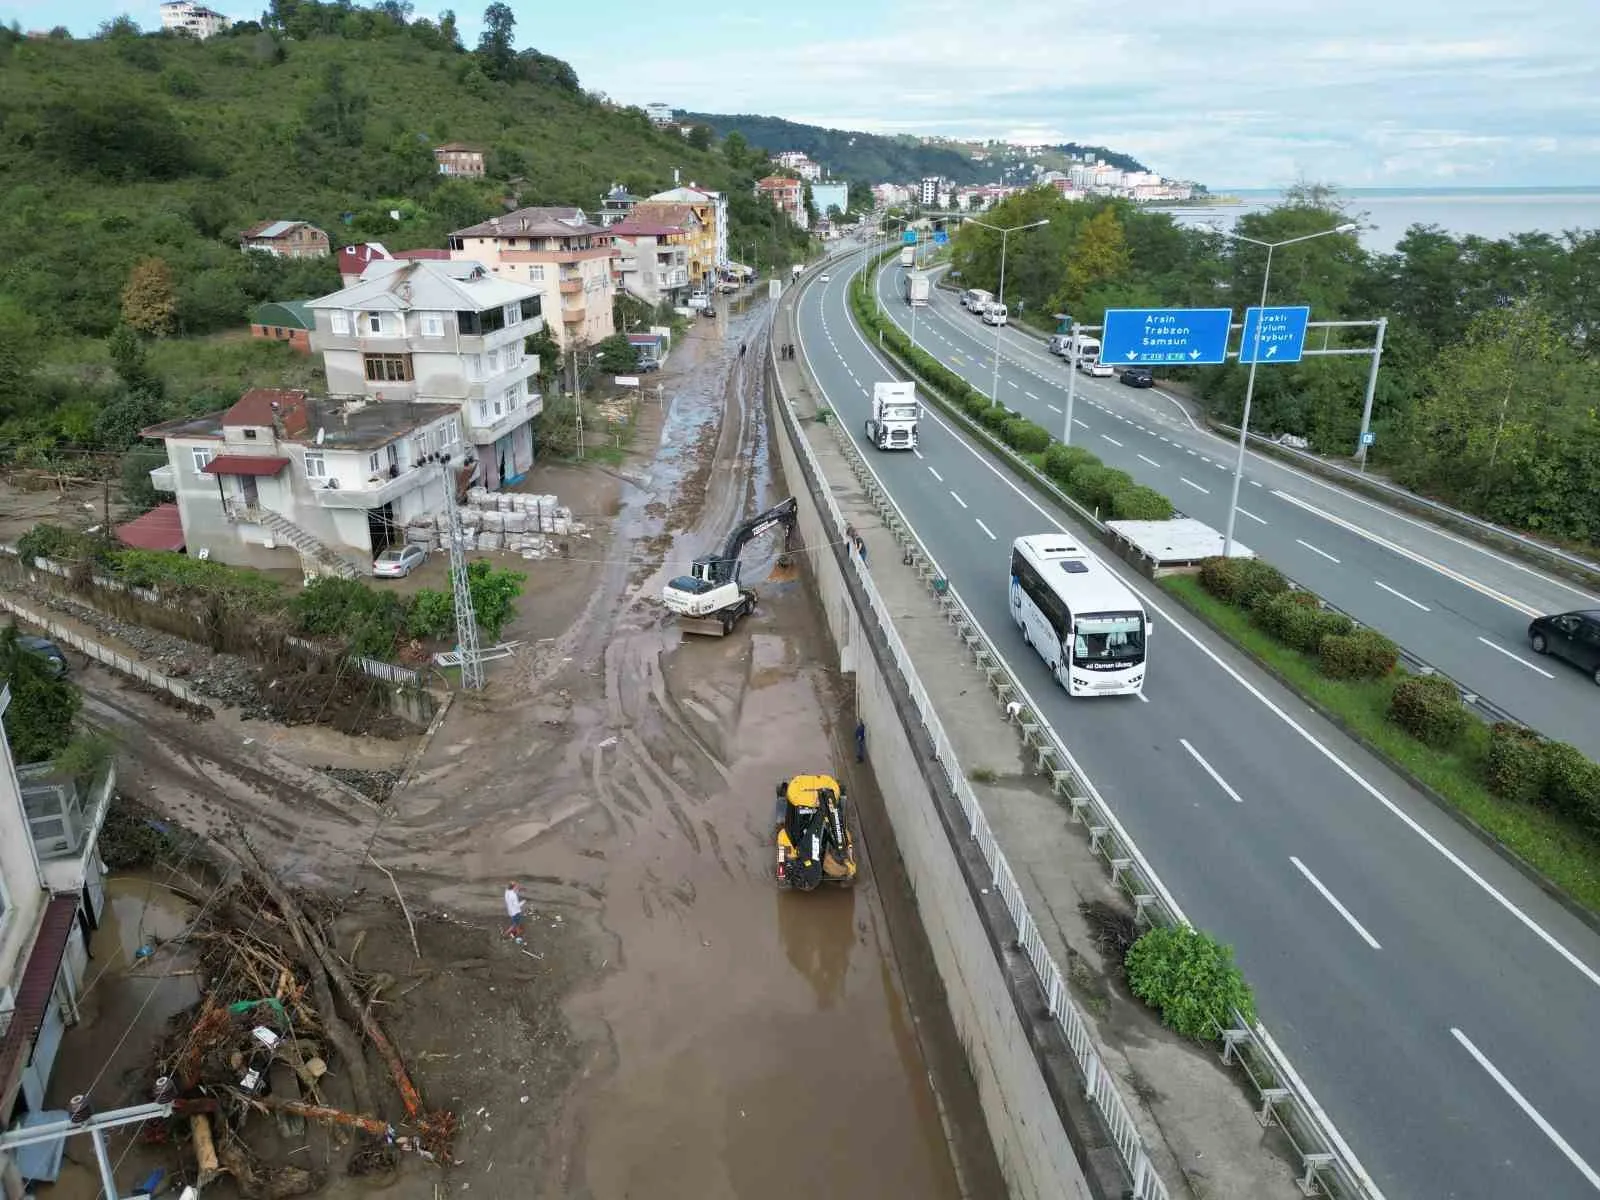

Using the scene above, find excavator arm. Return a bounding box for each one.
[689,496,799,586]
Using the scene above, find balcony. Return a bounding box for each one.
[662,268,689,289]
[466,393,542,444]
[559,277,583,295]
[149,464,176,492]
[561,304,586,324]
[311,466,434,509]
[21,760,115,894]
[310,330,413,356]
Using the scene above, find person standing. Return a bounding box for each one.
[855,719,867,763]
[504,881,526,945]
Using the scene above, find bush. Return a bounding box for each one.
[1308,607,1356,646]
[1042,442,1098,486]
[1198,556,1248,603]
[1068,464,1135,513]
[1003,417,1051,454]
[1124,925,1255,1042]
[1486,722,1548,804]
[1254,591,1321,650]
[1197,556,1287,610]
[405,589,455,640]
[1542,742,1600,829]
[289,577,405,659]
[1109,485,1175,521]
[1319,628,1399,680]
[977,402,1011,434]
[1389,675,1470,747]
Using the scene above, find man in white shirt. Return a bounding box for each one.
[504,881,526,944]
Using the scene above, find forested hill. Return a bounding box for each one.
[682,112,1149,184]
[0,12,807,345]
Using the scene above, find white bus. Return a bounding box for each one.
[1009,534,1148,696]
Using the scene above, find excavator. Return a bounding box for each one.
[774,774,858,891]
[661,497,799,636]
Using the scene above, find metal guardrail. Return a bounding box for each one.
[798,251,1387,1199]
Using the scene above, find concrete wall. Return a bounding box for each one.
[765,359,1101,1200]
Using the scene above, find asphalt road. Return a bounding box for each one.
[872,262,1600,759]
[798,248,1600,1200]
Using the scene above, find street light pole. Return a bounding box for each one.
[1355,315,1388,473]
[1221,221,1357,557]
[966,216,1049,405]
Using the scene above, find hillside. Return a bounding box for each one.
[682,111,1149,185]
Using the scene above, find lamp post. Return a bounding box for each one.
[877,216,908,320]
[1221,222,1358,557]
[964,217,1049,405]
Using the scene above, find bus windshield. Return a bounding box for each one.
[1073,613,1145,663]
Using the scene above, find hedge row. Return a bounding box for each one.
[848,265,1175,523]
[1196,552,1600,833]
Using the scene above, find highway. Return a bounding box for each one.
[797,248,1600,1200]
[872,261,1600,760]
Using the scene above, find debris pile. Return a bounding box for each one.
[403,489,589,559]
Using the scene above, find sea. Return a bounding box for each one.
[1159,187,1600,254]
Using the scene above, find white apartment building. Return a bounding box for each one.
[449,208,617,349]
[144,388,470,575]
[310,260,544,490]
[774,151,822,182]
[645,103,675,126]
[919,176,941,207]
[159,0,231,37]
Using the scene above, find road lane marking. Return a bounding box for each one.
[1179,738,1244,803]
[1477,637,1555,679]
[1296,538,1341,564]
[1074,419,1090,430]
[1451,1028,1600,1190]
[1236,507,1267,525]
[1271,490,1545,618]
[1025,391,1039,400]
[1180,478,1210,494]
[914,448,924,459]
[1101,435,1124,448]
[928,465,944,482]
[1008,380,1020,388]
[1138,454,1162,468]
[1250,480,1264,487]
[950,490,968,509]
[975,518,997,540]
[829,262,1600,1002]
[1290,856,1382,949]
[1375,580,1430,611]
[1047,403,1062,413]
[1186,448,1199,456]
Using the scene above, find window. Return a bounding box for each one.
[363,354,413,383]
[243,428,258,440]
[503,302,523,326]
[456,307,508,337]
[506,380,522,406]
[485,346,500,373]
[191,446,213,473]
[368,452,381,474]
[303,451,327,480]
[528,265,545,283]
[330,311,350,335]
[421,313,445,338]
[475,399,490,425]
[465,353,482,381]
[365,312,386,335]
[414,428,432,458]
[440,421,459,446]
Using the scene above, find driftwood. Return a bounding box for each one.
[215,1133,318,1199]
[191,1113,220,1187]
[368,855,421,960]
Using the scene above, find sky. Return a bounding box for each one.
[20,0,1600,187]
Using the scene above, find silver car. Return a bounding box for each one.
[373,544,427,578]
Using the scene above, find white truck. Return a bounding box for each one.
[898,246,915,268]
[864,381,922,450]
[902,273,930,306]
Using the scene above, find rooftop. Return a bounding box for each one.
[251,299,313,330]
[607,219,686,238]
[453,206,607,239]
[307,258,537,313]
[243,219,313,240]
[144,397,463,453]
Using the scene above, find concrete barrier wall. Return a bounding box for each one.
[765,356,1104,1200]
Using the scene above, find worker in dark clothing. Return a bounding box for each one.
[855,719,867,763]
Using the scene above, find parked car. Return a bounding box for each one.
[373,544,427,579]
[16,634,68,677]
[1528,610,1600,684]
[1119,366,1154,388]
[636,356,660,373]
[1084,361,1114,378]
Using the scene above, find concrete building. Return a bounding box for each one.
[810,181,849,220]
[432,143,486,178]
[0,683,112,1163]
[338,243,452,286]
[629,202,711,287]
[755,176,806,230]
[607,219,690,307]
[449,208,617,349]
[240,220,330,260]
[647,184,729,275]
[918,176,941,207]
[158,0,230,37]
[774,151,822,182]
[143,388,469,575]
[597,184,641,228]
[644,103,675,126]
[310,259,545,490]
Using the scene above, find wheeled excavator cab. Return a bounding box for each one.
[774,774,858,891]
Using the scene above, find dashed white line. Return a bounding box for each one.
[1249,480,1264,488]
[1180,477,1210,494]
[1296,538,1341,564]
[1375,580,1430,611]
[1290,856,1382,949]
[1073,419,1090,430]
[1008,380,1020,389]
[1137,454,1162,469]
[1186,448,1199,456]
[1179,738,1244,803]
[1451,1027,1600,1190]
[1159,436,1172,443]
[950,490,968,509]
[1047,403,1062,413]
[1101,434,1124,448]
[913,448,925,460]
[928,465,944,482]
[1236,507,1267,525]
[1477,637,1555,678]
[975,518,997,541]
[1025,391,1040,400]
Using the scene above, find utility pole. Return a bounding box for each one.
[439,459,484,691]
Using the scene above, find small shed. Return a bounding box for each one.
[249,300,315,353]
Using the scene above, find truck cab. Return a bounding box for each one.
[865,381,922,450]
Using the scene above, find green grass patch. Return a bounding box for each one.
[1163,574,1600,914]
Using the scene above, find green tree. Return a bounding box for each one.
[0,623,82,763]
[107,326,160,393]
[593,333,639,373]
[466,560,526,639]
[722,131,750,170]
[1056,208,1130,311]
[476,2,516,81]
[685,124,712,152]
[120,257,178,337]
[119,447,169,516]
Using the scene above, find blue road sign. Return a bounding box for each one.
[1102,308,1233,366]
[1360,431,1376,447]
[903,231,918,244]
[933,230,949,244]
[1238,305,1311,364]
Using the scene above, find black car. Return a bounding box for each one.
[1120,366,1154,388]
[17,635,68,677]
[1528,610,1600,685]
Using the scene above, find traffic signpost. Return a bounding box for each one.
[902,231,918,244]
[933,230,949,244]
[1102,308,1233,366]
[1360,431,1376,446]
[1238,305,1311,363]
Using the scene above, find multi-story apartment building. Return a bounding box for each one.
[755,176,806,230]
[773,151,822,182]
[648,184,729,273]
[628,203,711,287]
[644,103,675,126]
[608,219,690,307]
[597,184,641,228]
[158,0,231,37]
[144,387,470,574]
[310,259,545,490]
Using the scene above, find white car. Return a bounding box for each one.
[819,272,831,282]
[1082,361,1114,378]
[373,543,427,578]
